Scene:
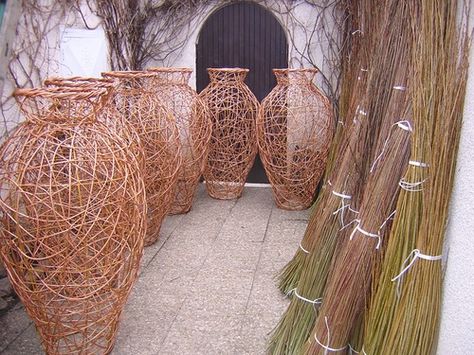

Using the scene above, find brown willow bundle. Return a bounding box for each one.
[148,67,211,214]
[271,2,416,353]
[276,0,381,295]
[44,76,145,171]
[199,68,259,200]
[269,1,401,353]
[0,86,146,354]
[102,71,181,246]
[304,2,415,353]
[257,68,334,211]
[368,2,471,354]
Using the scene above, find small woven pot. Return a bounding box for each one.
[0,87,146,354]
[199,68,259,199]
[148,67,211,214]
[257,68,334,210]
[102,71,181,246]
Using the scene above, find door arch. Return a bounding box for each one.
[196,1,288,183]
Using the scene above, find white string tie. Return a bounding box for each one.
[286,288,322,309]
[361,346,368,355]
[392,249,442,283]
[370,120,413,173]
[393,85,406,91]
[360,68,368,72]
[332,191,351,200]
[359,109,367,116]
[348,344,360,354]
[352,29,363,35]
[379,210,396,231]
[409,160,428,168]
[299,243,309,254]
[399,178,427,192]
[332,190,352,227]
[350,221,382,249]
[314,316,348,354]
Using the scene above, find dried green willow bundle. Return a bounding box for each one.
[368,2,471,354]
[276,0,373,295]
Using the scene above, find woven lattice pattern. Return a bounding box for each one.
[44,76,145,171]
[102,71,181,246]
[257,69,333,210]
[199,68,259,199]
[148,68,211,214]
[0,87,146,354]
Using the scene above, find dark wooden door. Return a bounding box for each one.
[196,1,288,183]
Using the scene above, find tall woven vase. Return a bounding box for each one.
[102,71,181,246]
[199,68,259,199]
[0,87,146,354]
[257,68,333,210]
[148,68,211,214]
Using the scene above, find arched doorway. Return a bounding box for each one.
[196,1,288,183]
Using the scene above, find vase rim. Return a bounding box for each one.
[207,68,250,73]
[147,67,192,73]
[273,68,319,74]
[14,86,108,100]
[102,70,157,79]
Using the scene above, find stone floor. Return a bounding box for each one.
[0,185,310,355]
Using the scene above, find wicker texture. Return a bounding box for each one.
[102,71,181,246]
[148,68,211,214]
[199,68,259,199]
[257,69,333,210]
[0,87,146,354]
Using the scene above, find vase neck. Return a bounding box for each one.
[274,68,318,85]
[148,68,192,85]
[208,68,248,84]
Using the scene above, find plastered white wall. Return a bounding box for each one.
[437,22,474,355]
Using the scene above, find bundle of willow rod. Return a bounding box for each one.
[276,0,380,295]
[364,1,471,354]
[269,1,401,353]
[304,2,415,353]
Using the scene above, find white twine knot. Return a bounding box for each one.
[286,288,322,308]
[314,316,348,354]
[299,243,309,254]
[393,85,406,91]
[332,190,354,228]
[409,160,429,168]
[391,249,442,295]
[370,120,413,173]
[349,221,381,249]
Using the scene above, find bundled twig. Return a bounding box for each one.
[276,0,372,295]
[366,2,471,354]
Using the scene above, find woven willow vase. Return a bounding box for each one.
[199,68,259,199]
[102,71,181,246]
[257,68,333,210]
[148,68,211,214]
[0,87,146,354]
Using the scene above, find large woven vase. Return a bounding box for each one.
[0,87,146,354]
[257,68,333,210]
[148,67,211,214]
[102,71,181,246]
[199,68,259,199]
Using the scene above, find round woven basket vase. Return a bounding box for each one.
[148,67,211,214]
[257,68,334,210]
[0,87,146,354]
[102,71,181,246]
[199,68,259,200]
